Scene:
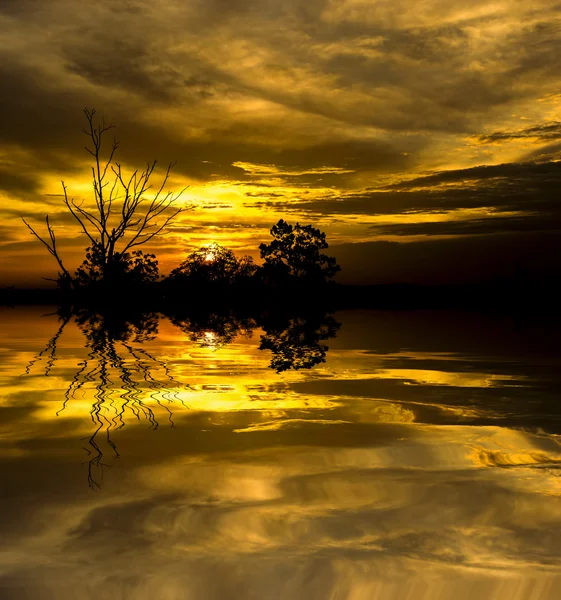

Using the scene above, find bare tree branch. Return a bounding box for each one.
[22,107,193,287]
[22,216,73,282]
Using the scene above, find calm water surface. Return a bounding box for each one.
[1,307,561,599]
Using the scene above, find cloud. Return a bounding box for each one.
[387,160,561,189]
[0,224,19,243]
[3,0,561,283]
[476,122,561,144]
[369,214,559,237]
[331,231,561,285]
[0,168,40,195]
[257,161,561,231]
[171,222,263,235]
[1,0,560,167]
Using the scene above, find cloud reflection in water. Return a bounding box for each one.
[0,308,560,599]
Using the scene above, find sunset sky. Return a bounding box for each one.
[1,0,561,285]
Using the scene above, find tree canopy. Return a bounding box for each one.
[259,219,340,285]
[167,243,257,287]
[75,245,159,289]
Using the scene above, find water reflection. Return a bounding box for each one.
[170,309,256,349]
[1,308,561,598]
[259,312,340,371]
[21,307,340,488]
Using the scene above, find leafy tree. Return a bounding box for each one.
[75,243,159,288]
[259,219,340,285]
[167,243,257,287]
[22,108,187,289]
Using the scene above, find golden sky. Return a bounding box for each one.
[1,0,561,285]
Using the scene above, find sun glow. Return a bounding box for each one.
[203,242,221,262]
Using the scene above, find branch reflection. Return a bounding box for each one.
[23,306,340,487]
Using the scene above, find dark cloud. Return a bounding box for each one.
[369,214,560,237]
[276,139,414,172]
[521,141,561,162]
[13,208,86,228]
[0,61,85,151]
[0,0,536,140]
[0,168,40,195]
[0,236,86,255]
[61,30,224,103]
[245,191,287,198]
[379,25,469,63]
[477,122,561,144]
[258,161,561,223]
[64,47,184,103]
[387,160,561,189]
[331,232,561,285]
[200,204,234,210]
[0,53,413,190]
[3,0,561,138]
[0,0,38,15]
[305,14,561,133]
[0,225,19,243]
[0,60,237,182]
[507,18,561,80]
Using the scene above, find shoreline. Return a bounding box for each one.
[1,282,558,313]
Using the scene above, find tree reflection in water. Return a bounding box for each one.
[259,312,341,372]
[23,306,340,487]
[169,309,256,350]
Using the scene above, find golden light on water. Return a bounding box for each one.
[1,308,561,598]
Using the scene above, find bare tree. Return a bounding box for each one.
[21,215,73,284]
[23,108,189,287]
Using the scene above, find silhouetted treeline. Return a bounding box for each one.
[21,110,342,303]
[19,217,342,308]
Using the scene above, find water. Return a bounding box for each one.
[1,307,560,599]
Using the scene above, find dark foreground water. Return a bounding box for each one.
[1,307,560,599]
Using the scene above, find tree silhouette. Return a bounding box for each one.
[259,219,340,286]
[22,108,188,289]
[167,243,257,288]
[75,245,159,289]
